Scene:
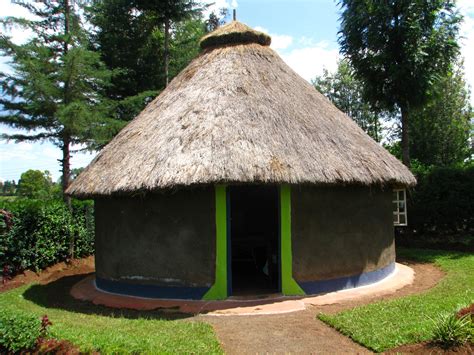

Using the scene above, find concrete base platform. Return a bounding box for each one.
[71,263,414,316]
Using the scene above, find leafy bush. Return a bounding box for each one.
[406,163,474,234]
[432,313,473,348]
[0,198,94,274]
[0,309,42,352]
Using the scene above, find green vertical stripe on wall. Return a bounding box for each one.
[203,184,228,300]
[280,184,305,295]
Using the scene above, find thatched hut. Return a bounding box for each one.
[67,21,416,300]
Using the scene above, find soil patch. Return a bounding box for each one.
[0,257,94,293]
[0,338,91,355]
[457,304,474,319]
[35,338,84,355]
[387,341,473,354]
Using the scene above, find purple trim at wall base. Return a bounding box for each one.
[297,262,396,295]
[95,277,210,300]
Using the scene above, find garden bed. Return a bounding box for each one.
[318,248,474,352]
[388,341,473,354]
[0,258,222,354]
[1,256,95,293]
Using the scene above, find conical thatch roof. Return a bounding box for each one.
[67,21,415,198]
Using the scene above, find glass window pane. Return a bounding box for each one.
[399,201,405,212]
[399,214,406,225]
[393,213,399,224]
[393,202,398,212]
[393,191,398,201]
[398,190,405,200]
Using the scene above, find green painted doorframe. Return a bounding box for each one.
[280,185,305,295]
[203,184,304,300]
[202,184,228,300]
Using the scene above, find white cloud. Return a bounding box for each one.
[0,141,35,162]
[280,42,339,82]
[0,127,95,182]
[298,36,317,47]
[254,26,293,50]
[457,0,474,14]
[271,34,293,50]
[252,27,336,79]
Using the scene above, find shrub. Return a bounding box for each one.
[0,309,42,352]
[0,198,94,274]
[432,312,473,348]
[406,164,474,235]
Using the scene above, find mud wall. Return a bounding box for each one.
[94,186,215,289]
[291,185,395,282]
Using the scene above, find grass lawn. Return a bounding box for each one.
[0,275,222,353]
[318,248,474,352]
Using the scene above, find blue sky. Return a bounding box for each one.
[1,0,473,182]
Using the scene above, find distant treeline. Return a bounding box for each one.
[0,181,17,196]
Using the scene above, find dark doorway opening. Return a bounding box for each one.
[229,185,280,296]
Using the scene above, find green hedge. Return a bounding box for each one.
[0,198,94,274]
[408,164,474,234]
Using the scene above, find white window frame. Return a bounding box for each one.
[393,188,407,226]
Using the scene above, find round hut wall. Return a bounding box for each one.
[93,184,395,300]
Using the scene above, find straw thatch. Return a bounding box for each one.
[200,21,271,49]
[67,21,416,198]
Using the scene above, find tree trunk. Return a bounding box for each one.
[374,117,379,142]
[62,0,71,208]
[62,0,71,202]
[64,0,69,54]
[164,17,170,87]
[62,0,74,260]
[61,136,72,208]
[401,105,411,168]
[62,136,75,260]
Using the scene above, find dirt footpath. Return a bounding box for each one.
[202,262,444,354]
[204,308,370,354]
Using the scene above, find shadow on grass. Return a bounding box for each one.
[22,273,192,321]
[396,247,469,264]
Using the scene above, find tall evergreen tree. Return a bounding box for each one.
[136,0,200,86]
[89,0,210,121]
[338,0,461,167]
[0,0,123,205]
[88,0,165,99]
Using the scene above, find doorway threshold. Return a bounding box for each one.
[227,292,284,301]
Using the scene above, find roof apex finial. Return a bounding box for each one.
[233,9,236,21]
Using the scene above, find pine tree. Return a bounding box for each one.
[88,0,165,99]
[89,0,210,121]
[0,0,124,205]
[136,0,200,86]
